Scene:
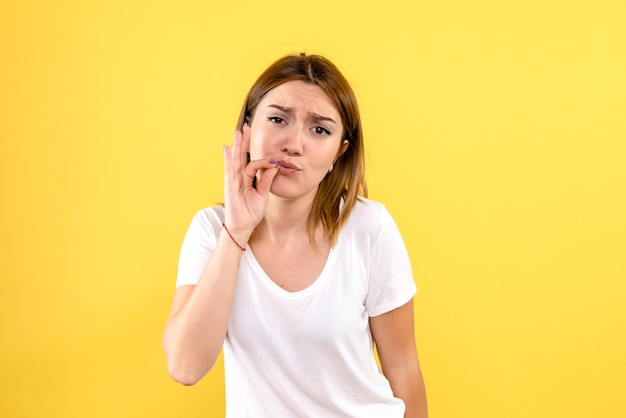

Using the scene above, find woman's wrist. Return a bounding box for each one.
[220,223,251,251]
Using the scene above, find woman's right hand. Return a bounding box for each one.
[222,123,279,242]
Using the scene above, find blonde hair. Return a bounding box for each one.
[237,53,367,245]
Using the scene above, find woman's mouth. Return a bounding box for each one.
[273,160,301,174]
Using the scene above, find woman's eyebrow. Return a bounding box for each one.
[267,104,293,114]
[309,112,336,125]
[266,104,336,125]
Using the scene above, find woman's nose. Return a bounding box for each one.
[281,126,304,156]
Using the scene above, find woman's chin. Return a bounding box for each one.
[268,182,318,202]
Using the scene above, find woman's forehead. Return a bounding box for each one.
[259,80,339,116]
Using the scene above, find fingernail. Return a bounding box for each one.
[269,160,279,165]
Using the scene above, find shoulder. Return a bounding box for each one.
[185,205,225,238]
[343,198,397,240]
[176,206,225,288]
[348,198,394,227]
[193,205,225,224]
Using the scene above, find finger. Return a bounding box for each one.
[255,164,280,198]
[241,159,277,190]
[223,144,232,178]
[223,143,241,201]
[240,124,251,169]
[230,130,245,175]
[242,159,278,181]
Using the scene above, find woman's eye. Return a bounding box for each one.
[268,116,285,124]
[313,126,331,136]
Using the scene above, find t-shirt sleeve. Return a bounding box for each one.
[175,208,222,288]
[365,206,417,317]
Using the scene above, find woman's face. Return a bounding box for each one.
[249,80,348,201]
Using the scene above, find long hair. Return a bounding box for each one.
[237,53,367,245]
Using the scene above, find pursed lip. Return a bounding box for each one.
[276,160,301,171]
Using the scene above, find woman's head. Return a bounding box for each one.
[237,53,367,244]
[238,54,361,149]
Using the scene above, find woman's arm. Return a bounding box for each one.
[162,125,279,385]
[370,298,428,418]
[162,229,249,385]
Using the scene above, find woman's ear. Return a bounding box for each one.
[329,140,350,173]
[337,140,349,158]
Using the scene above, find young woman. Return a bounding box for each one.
[163,53,428,417]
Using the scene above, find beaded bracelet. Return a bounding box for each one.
[222,223,246,251]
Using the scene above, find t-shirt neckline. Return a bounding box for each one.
[244,242,339,299]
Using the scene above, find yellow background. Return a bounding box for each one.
[1,0,625,417]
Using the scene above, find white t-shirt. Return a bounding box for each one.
[176,198,417,417]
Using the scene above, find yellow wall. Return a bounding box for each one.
[1,1,625,417]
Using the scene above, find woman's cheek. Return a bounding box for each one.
[247,137,263,160]
[248,133,271,160]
